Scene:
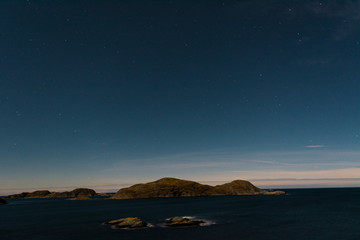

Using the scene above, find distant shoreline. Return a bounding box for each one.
[4,177,286,200]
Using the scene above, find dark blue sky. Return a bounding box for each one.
[1,1,360,193]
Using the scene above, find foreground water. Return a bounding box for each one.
[1,188,360,240]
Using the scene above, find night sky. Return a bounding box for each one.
[1,0,360,194]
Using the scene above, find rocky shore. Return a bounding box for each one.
[105,217,148,229]
[104,216,208,229]
[166,216,204,227]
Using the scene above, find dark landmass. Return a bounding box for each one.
[98,193,114,197]
[47,188,97,198]
[262,190,287,195]
[112,177,285,199]
[26,190,51,198]
[67,196,91,200]
[0,198,7,205]
[5,188,97,199]
[166,216,204,227]
[105,217,148,229]
[5,178,285,200]
[213,180,262,195]
[5,192,30,199]
[113,178,213,199]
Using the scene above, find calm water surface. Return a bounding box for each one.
[1,188,360,240]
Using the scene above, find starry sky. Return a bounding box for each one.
[1,0,360,194]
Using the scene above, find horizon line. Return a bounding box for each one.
[1,177,360,195]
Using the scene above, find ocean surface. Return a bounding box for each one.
[1,188,360,240]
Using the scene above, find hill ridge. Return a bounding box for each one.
[5,188,97,199]
[112,177,285,199]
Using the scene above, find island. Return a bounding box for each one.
[112,177,285,199]
[166,216,204,227]
[105,217,148,229]
[5,178,285,200]
[104,216,206,229]
[5,188,97,199]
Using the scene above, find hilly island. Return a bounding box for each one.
[4,178,285,200]
[112,178,285,199]
[5,188,97,199]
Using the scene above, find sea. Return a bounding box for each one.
[1,188,360,240]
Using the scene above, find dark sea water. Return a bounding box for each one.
[1,188,360,240]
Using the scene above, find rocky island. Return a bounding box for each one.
[5,188,97,199]
[105,217,148,229]
[112,177,285,199]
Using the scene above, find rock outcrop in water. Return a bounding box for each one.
[262,190,286,195]
[67,196,91,200]
[112,177,285,199]
[5,188,97,199]
[166,216,204,227]
[0,198,7,205]
[105,217,148,228]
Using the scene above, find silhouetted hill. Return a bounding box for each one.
[113,178,214,199]
[5,192,29,199]
[47,188,97,198]
[213,180,262,195]
[26,190,52,198]
[5,188,97,199]
[112,177,285,199]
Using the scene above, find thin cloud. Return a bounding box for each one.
[304,145,326,148]
[230,168,360,180]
